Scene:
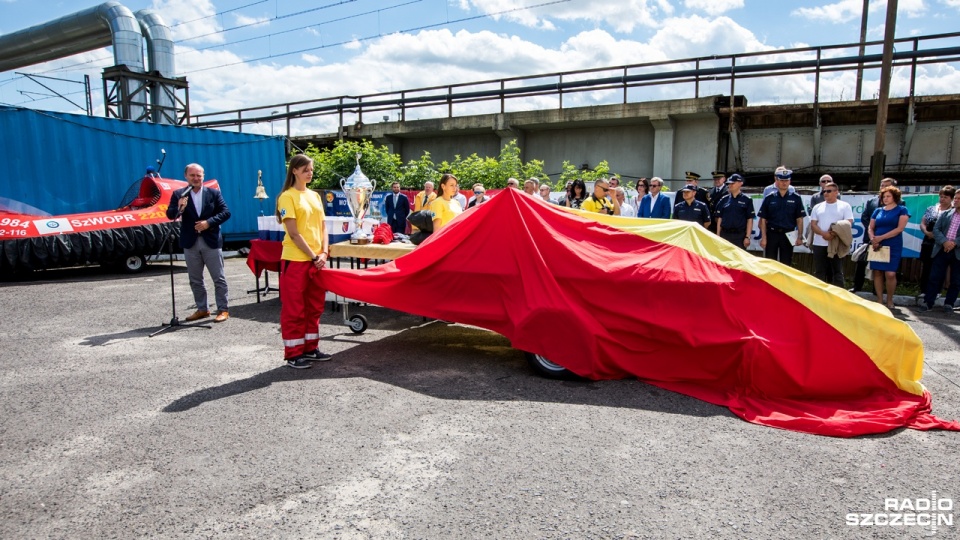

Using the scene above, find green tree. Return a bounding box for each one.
[303,140,401,190]
[555,160,617,190]
[399,152,437,189]
[296,138,551,192]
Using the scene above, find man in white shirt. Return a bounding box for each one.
[615,187,636,217]
[809,181,854,287]
[453,189,467,210]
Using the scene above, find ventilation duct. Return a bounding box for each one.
[0,1,144,74]
[135,9,176,124]
[0,1,179,124]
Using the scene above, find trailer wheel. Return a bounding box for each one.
[120,255,147,274]
[523,352,577,380]
[348,314,368,334]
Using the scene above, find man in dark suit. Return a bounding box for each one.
[165,163,232,322]
[707,171,729,234]
[919,191,960,313]
[383,181,410,235]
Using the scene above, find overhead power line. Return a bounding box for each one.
[183,0,572,75]
[178,0,360,43]
[169,0,270,28]
[186,0,423,55]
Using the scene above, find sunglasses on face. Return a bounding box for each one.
[474,190,483,195]
[822,189,836,193]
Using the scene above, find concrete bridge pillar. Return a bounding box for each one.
[373,135,401,155]
[651,117,675,179]
[494,114,525,158]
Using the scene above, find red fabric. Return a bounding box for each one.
[247,239,282,278]
[280,260,326,359]
[317,190,959,437]
[372,223,393,244]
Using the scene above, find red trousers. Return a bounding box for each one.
[279,260,326,360]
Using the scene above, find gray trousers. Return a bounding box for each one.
[184,240,228,312]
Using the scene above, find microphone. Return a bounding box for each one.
[175,190,190,219]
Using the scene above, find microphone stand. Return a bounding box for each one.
[150,217,211,337]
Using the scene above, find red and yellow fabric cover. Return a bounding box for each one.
[318,189,959,437]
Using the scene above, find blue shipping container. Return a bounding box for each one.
[0,106,286,241]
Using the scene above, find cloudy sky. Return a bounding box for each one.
[2,0,959,135]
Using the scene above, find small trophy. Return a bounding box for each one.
[339,153,377,244]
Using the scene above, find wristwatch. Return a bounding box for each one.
[312,255,320,262]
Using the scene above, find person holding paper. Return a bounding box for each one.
[868,184,911,309]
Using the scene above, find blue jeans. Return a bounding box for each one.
[923,250,960,308]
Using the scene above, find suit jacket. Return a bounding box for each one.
[932,208,960,259]
[384,192,410,228]
[165,186,231,249]
[638,193,672,219]
[859,196,880,242]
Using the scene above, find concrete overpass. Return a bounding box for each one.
[188,31,960,189]
[293,93,960,189]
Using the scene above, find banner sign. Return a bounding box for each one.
[659,192,936,258]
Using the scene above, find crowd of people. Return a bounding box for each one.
[166,159,956,369]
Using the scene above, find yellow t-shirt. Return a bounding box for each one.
[429,197,463,229]
[277,188,326,261]
[581,195,614,215]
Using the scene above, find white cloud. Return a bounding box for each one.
[302,54,322,65]
[458,0,674,33]
[151,0,223,44]
[792,0,926,24]
[648,15,773,59]
[943,0,960,7]
[233,14,269,28]
[684,0,744,16]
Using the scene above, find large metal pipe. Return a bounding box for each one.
[135,9,176,124]
[0,1,144,73]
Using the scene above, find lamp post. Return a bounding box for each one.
[270,110,279,136]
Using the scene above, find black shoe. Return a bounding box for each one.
[945,304,955,314]
[918,304,932,313]
[285,357,312,369]
[302,349,332,362]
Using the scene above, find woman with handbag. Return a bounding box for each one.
[868,184,911,309]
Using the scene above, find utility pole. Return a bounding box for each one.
[855,0,869,101]
[870,0,898,192]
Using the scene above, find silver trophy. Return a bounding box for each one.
[339,153,377,244]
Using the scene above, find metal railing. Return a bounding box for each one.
[188,31,960,135]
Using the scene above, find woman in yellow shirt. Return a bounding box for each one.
[275,154,331,369]
[430,174,463,230]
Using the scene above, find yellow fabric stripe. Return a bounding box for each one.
[566,207,925,395]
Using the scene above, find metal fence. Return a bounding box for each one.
[189,31,960,136]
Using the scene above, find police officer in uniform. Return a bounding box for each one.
[684,171,711,207]
[673,184,712,228]
[714,174,755,250]
[758,167,806,265]
[708,171,729,234]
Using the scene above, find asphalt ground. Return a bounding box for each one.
[1,258,959,539]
